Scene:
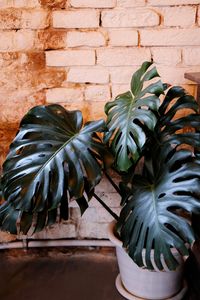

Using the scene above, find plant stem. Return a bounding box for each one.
[104,171,121,195]
[93,193,119,221]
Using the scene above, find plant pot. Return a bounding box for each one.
[108,221,187,300]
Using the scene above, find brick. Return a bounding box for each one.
[183,48,200,66]
[85,85,110,101]
[89,192,121,208]
[46,87,83,103]
[140,29,200,46]
[0,129,17,167]
[70,0,116,8]
[156,66,200,85]
[0,66,65,91]
[161,6,196,27]
[0,0,40,7]
[0,9,21,29]
[53,10,99,29]
[67,31,105,47]
[97,48,151,66]
[87,101,106,120]
[152,47,181,65]
[68,67,109,84]
[0,90,45,127]
[101,9,159,28]
[78,221,109,239]
[117,0,145,6]
[39,0,66,8]
[46,50,95,67]
[0,30,35,51]
[31,222,77,239]
[62,102,88,118]
[112,84,129,98]
[95,176,119,193]
[37,30,66,50]
[81,207,120,223]
[21,9,50,29]
[0,9,49,29]
[109,29,138,46]
[109,67,138,84]
[148,0,200,5]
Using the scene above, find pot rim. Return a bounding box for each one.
[107,220,122,248]
[107,221,190,260]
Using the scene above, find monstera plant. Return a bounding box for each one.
[0,61,200,298]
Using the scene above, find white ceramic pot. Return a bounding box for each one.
[108,221,185,300]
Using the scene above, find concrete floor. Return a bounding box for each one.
[0,247,124,300]
[0,246,199,300]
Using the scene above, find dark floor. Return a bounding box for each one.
[0,245,199,300]
[0,247,124,300]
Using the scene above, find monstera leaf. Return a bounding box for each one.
[0,104,111,234]
[117,85,200,271]
[104,61,165,172]
[117,145,200,271]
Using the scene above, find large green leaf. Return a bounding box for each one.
[0,104,111,234]
[117,85,200,271]
[104,61,165,172]
[117,145,200,271]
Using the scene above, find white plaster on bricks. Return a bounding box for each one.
[68,67,109,84]
[67,31,105,47]
[46,50,95,67]
[108,29,138,46]
[151,47,181,65]
[97,48,151,66]
[148,0,200,5]
[140,29,200,46]
[53,10,99,29]
[102,8,159,28]
[117,0,145,7]
[46,87,83,103]
[70,0,116,8]
[85,85,111,101]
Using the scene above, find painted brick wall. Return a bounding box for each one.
[0,0,200,242]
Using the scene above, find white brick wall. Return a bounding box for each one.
[68,67,109,84]
[67,31,106,47]
[46,87,84,103]
[117,0,145,7]
[160,6,196,27]
[70,0,116,8]
[148,0,200,5]
[101,9,159,27]
[53,10,99,28]
[140,29,200,46]
[108,29,138,46]
[151,48,181,66]
[97,48,151,66]
[46,50,96,66]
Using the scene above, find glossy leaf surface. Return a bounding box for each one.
[1,104,110,234]
[104,61,164,172]
[117,86,200,270]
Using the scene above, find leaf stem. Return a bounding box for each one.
[104,171,121,195]
[93,193,119,221]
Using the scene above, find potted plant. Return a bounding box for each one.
[0,62,200,299]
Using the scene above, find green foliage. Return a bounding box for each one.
[104,61,165,172]
[0,104,112,234]
[1,62,200,273]
[116,85,200,270]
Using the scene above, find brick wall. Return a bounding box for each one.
[0,0,200,242]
